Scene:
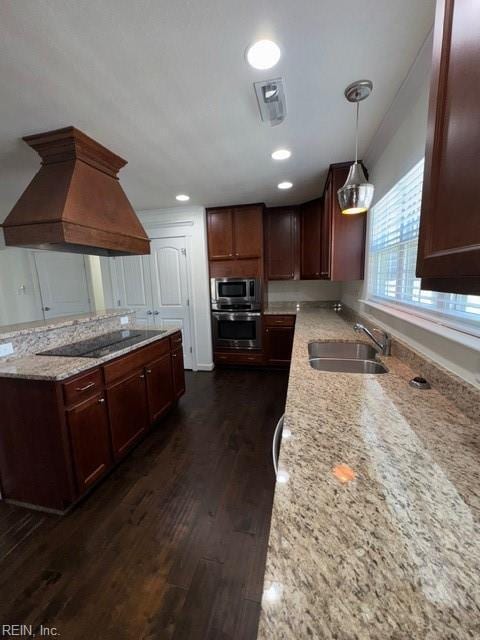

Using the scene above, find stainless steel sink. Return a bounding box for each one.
[309,358,388,374]
[308,341,378,361]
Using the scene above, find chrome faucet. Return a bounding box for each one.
[353,323,391,356]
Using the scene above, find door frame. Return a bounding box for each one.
[109,222,198,371]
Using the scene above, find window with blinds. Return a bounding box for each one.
[367,158,480,333]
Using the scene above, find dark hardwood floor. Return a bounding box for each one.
[0,368,288,639]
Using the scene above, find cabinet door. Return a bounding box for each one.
[172,346,186,399]
[145,352,174,423]
[107,371,149,459]
[233,206,263,258]
[265,207,299,280]
[67,393,112,492]
[301,199,322,279]
[323,164,366,281]
[417,0,480,292]
[320,179,332,279]
[264,326,295,366]
[207,209,234,260]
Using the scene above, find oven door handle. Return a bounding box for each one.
[212,312,261,320]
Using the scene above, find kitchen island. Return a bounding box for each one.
[0,311,186,513]
[258,307,480,639]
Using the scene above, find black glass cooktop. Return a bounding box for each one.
[37,330,167,359]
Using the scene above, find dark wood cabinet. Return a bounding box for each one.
[67,393,112,491]
[107,370,149,459]
[264,315,296,367]
[416,0,480,294]
[145,352,174,423]
[0,333,185,513]
[300,198,322,279]
[172,345,186,399]
[321,163,366,281]
[207,205,263,260]
[206,208,234,259]
[233,206,263,258]
[207,204,264,279]
[265,207,300,280]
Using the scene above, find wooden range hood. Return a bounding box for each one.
[2,127,150,256]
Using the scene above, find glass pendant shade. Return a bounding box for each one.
[337,161,374,215]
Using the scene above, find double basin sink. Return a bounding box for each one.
[308,341,388,374]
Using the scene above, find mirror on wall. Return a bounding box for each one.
[0,244,114,328]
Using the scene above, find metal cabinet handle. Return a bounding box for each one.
[139,374,145,379]
[147,310,153,315]
[146,369,152,374]
[272,414,284,476]
[44,306,51,311]
[153,311,159,315]
[98,397,105,404]
[75,382,95,392]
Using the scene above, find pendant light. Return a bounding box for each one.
[337,80,374,215]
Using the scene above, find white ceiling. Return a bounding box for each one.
[0,0,435,218]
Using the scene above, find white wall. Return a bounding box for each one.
[341,31,480,388]
[105,206,213,371]
[267,280,341,303]
[0,242,43,325]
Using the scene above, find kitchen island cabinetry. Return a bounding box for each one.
[0,331,185,513]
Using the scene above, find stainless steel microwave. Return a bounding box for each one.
[210,277,261,310]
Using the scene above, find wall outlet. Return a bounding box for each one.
[0,343,14,357]
[120,316,129,325]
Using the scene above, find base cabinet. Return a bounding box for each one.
[0,331,185,513]
[146,352,174,423]
[172,345,186,399]
[264,315,296,367]
[67,393,112,492]
[107,371,149,460]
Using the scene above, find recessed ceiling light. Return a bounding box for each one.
[271,149,291,161]
[246,39,281,70]
[175,194,190,202]
[277,181,293,190]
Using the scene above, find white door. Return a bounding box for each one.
[149,237,193,369]
[34,252,91,319]
[112,255,154,325]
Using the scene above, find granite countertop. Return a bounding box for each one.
[0,326,179,381]
[258,308,480,639]
[0,308,132,340]
[263,301,337,315]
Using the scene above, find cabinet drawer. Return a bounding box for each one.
[103,338,170,385]
[169,331,183,349]
[215,351,264,366]
[264,314,296,327]
[63,368,103,407]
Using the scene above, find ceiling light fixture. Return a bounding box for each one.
[175,194,190,202]
[246,39,281,70]
[337,80,375,215]
[278,181,293,190]
[272,149,291,160]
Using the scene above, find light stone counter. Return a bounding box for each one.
[257,308,480,640]
[0,326,179,381]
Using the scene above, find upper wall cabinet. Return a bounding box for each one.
[322,163,367,281]
[265,207,300,280]
[417,0,480,294]
[206,204,264,278]
[207,208,234,260]
[300,198,322,279]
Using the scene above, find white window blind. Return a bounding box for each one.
[368,158,480,334]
